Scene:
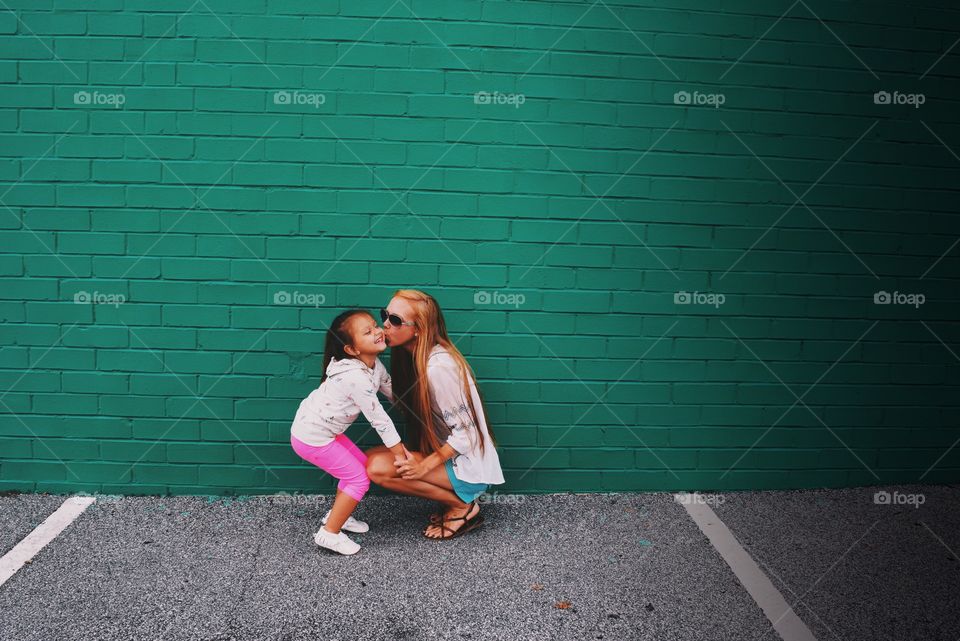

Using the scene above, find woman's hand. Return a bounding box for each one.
[395,454,434,480]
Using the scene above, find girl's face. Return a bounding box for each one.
[344,314,386,358]
[382,296,418,349]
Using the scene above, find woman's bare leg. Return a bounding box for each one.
[365,448,463,507]
[365,447,479,538]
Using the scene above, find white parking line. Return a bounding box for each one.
[675,493,817,641]
[0,496,96,588]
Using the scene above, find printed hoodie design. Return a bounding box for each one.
[289,356,400,448]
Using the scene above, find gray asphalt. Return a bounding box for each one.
[0,492,69,557]
[711,484,960,641]
[0,487,956,641]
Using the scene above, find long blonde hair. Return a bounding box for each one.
[389,289,495,455]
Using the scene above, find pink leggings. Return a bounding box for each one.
[290,433,370,501]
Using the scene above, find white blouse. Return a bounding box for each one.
[427,345,505,485]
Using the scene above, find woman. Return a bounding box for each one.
[365,289,504,539]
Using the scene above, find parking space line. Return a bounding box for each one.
[675,493,817,641]
[0,496,96,588]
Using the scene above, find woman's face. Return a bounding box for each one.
[382,296,418,349]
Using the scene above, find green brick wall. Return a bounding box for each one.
[1,1,958,495]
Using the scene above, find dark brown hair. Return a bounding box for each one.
[320,309,373,383]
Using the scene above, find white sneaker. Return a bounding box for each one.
[314,527,361,555]
[322,509,370,533]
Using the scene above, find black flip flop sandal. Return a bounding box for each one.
[424,502,483,540]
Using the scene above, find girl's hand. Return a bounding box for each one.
[395,456,430,480]
[389,443,413,464]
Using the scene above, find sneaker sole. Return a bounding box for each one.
[314,536,361,555]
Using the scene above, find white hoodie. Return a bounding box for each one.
[290,356,401,448]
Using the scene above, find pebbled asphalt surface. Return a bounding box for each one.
[711,484,960,641]
[0,487,956,641]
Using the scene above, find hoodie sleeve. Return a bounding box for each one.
[427,358,477,455]
[343,370,402,448]
[375,358,394,403]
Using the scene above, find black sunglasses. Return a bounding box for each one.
[380,308,415,327]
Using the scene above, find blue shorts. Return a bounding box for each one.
[444,459,488,503]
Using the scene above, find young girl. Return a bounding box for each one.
[290,309,410,555]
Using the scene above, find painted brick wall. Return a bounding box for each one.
[1,0,959,495]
